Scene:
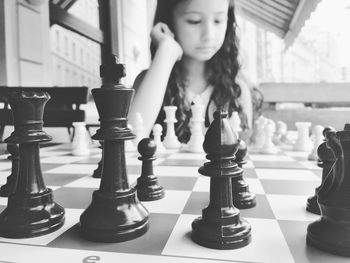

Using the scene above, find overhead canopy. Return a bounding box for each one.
[50,0,78,10]
[235,0,322,48]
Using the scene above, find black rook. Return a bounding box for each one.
[0,89,65,238]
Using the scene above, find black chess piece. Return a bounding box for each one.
[80,55,149,242]
[232,139,256,208]
[307,124,350,256]
[306,127,335,215]
[191,110,251,249]
[0,144,19,197]
[0,89,65,238]
[92,141,103,178]
[135,138,164,201]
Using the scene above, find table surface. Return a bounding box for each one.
[0,142,348,263]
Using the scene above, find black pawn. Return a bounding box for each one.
[0,89,65,238]
[0,144,19,197]
[135,138,164,201]
[306,127,335,215]
[232,139,256,208]
[80,55,149,242]
[191,110,251,249]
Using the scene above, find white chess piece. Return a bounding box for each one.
[125,124,136,152]
[308,125,324,160]
[185,104,205,153]
[260,119,278,154]
[163,106,181,149]
[230,111,242,133]
[249,115,267,152]
[273,120,288,145]
[294,122,313,151]
[133,112,144,147]
[71,122,90,156]
[152,123,166,153]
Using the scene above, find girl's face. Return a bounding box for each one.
[172,0,229,62]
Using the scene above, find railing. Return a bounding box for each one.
[259,82,350,130]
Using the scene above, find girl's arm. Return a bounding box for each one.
[129,23,183,138]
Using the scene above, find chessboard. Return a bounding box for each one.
[0,142,348,263]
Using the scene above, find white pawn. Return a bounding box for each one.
[152,123,166,153]
[230,111,242,133]
[185,104,205,153]
[308,125,324,160]
[294,122,313,152]
[273,120,288,145]
[163,106,181,149]
[71,122,90,156]
[249,115,267,152]
[260,119,278,154]
[133,112,144,147]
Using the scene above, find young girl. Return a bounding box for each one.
[129,0,252,143]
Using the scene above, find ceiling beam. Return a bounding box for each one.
[237,7,285,37]
[244,0,291,21]
[49,3,104,44]
[258,0,294,16]
[240,0,289,26]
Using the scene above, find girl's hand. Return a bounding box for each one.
[151,22,183,61]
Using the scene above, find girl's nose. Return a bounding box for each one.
[201,21,215,42]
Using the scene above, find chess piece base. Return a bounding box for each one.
[136,178,165,201]
[306,219,350,257]
[307,206,350,257]
[0,175,16,197]
[233,192,256,209]
[306,195,320,215]
[92,161,102,178]
[233,178,256,209]
[191,216,251,249]
[80,188,149,242]
[0,189,65,238]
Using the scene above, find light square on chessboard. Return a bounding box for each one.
[255,168,320,181]
[299,161,321,170]
[39,150,73,158]
[0,208,81,246]
[0,160,12,171]
[267,194,320,221]
[45,164,97,175]
[154,165,200,177]
[159,153,205,167]
[249,154,295,162]
[162,214,294,263]
[0,171,10,185]
[0,196,7,206]
[41,155,94,164]
[167,152,206,160]
[141,190,192,214]
[0,243,226,263]
[193,176,265,194]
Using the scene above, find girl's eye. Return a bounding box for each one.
[215,18,227,24]
[187,20,201,25]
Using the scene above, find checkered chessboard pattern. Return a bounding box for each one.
[0,143,348,263]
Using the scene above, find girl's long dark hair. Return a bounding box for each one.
[152,0,244,143]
